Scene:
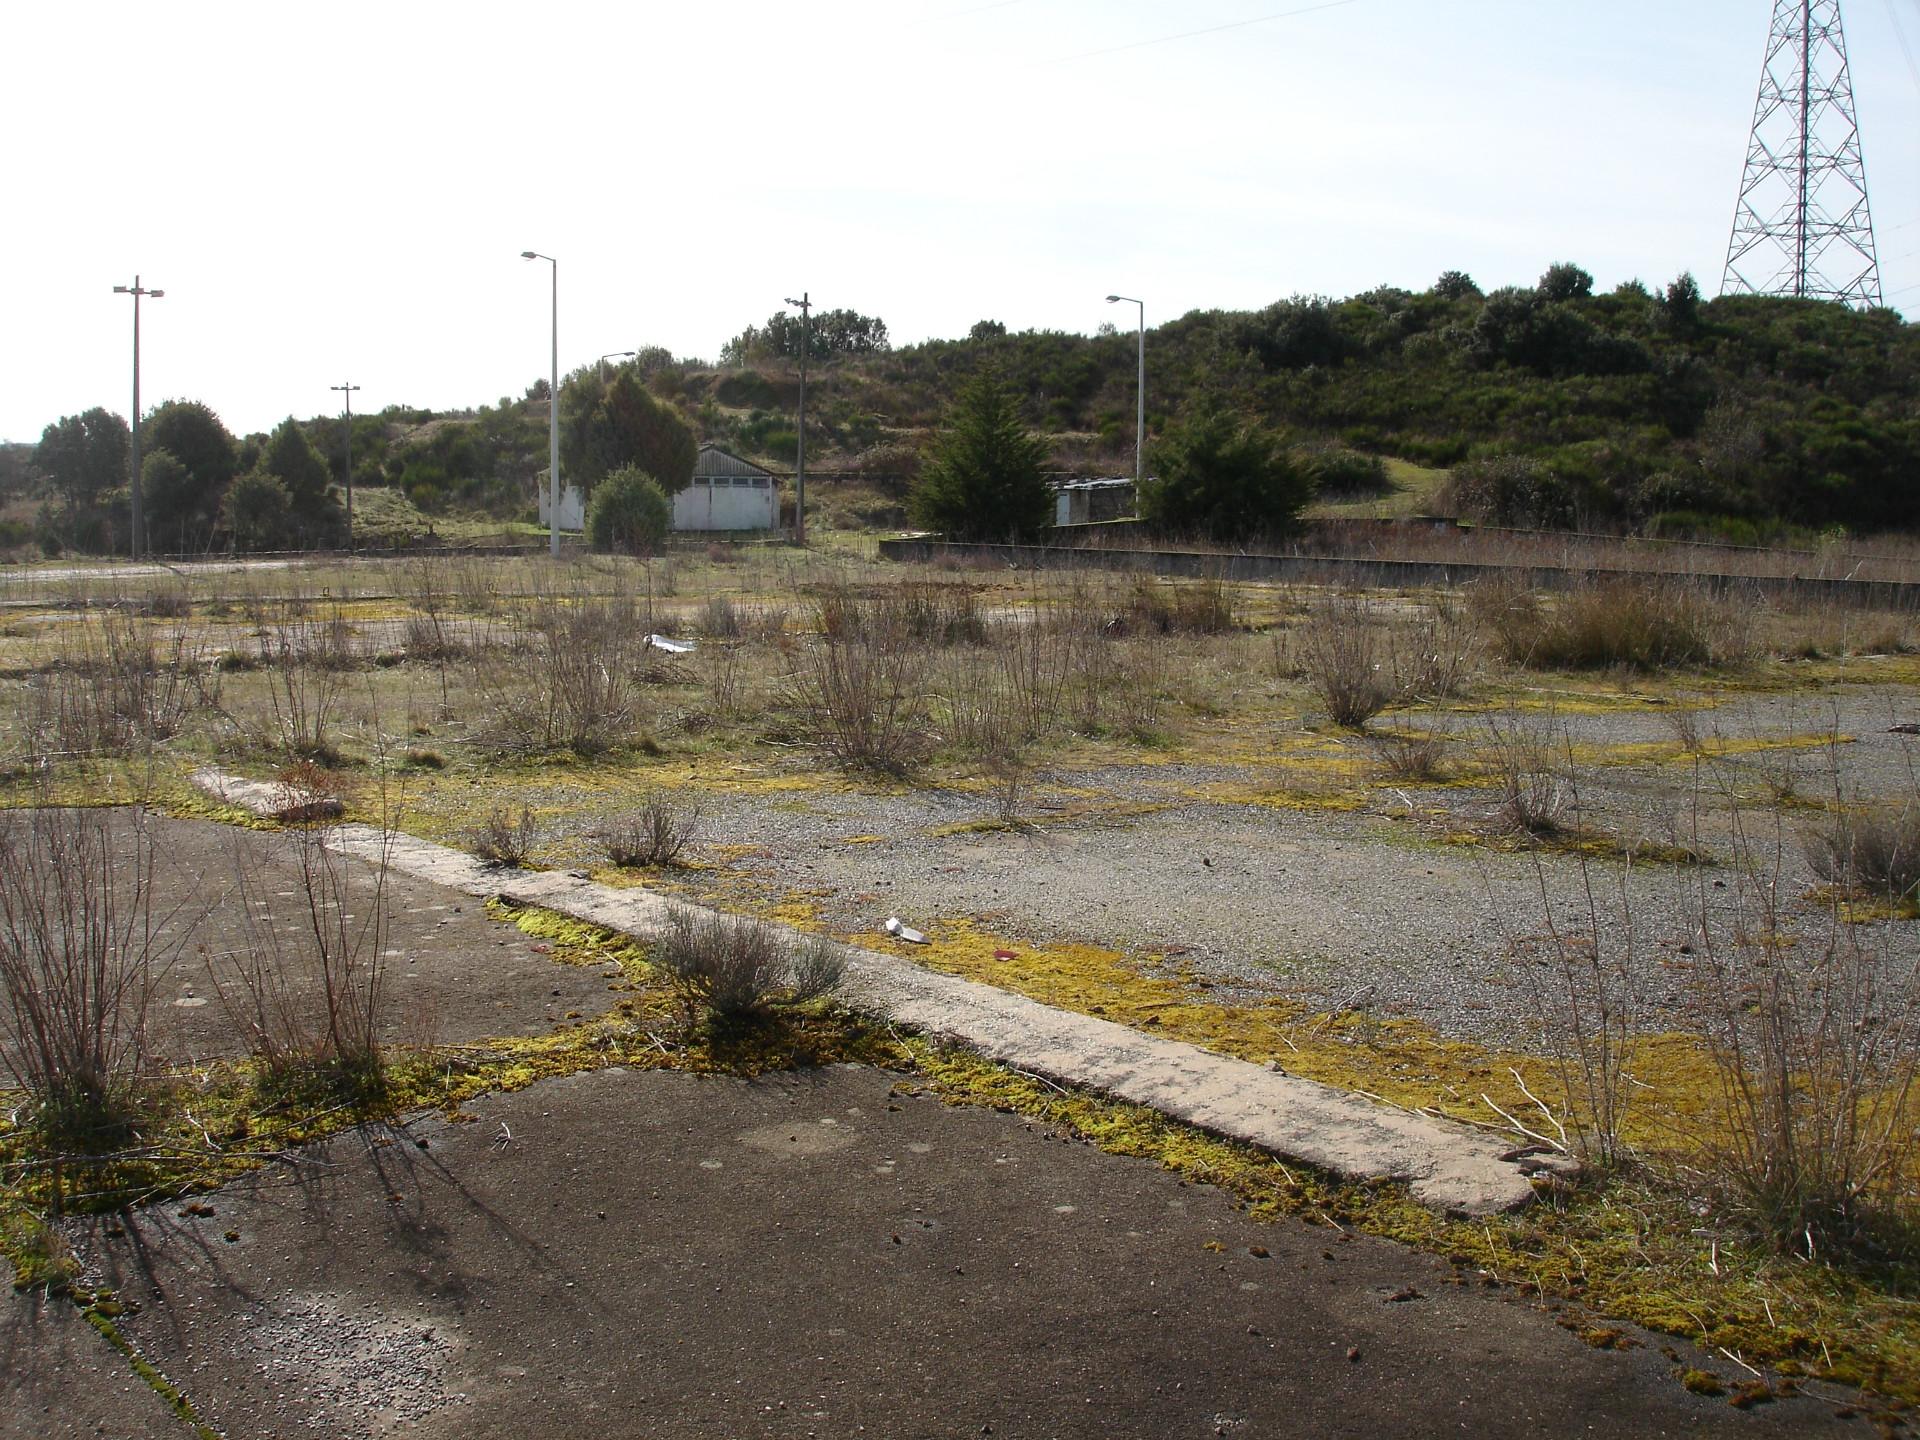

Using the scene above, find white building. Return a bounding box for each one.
[537,446,781,534]
[673,445,779,531]
[537,480,586,532]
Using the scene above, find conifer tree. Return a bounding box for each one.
[909,370,1051,541]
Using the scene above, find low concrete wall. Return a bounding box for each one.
[874,537,1920,609]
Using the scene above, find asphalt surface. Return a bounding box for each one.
[22,1066,1853,1440]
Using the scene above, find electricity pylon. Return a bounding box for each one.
[1722,0,1883,308]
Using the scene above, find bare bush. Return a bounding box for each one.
[1499,837,1643,1168]
[787,608,929,776]
[28,612,205,760]
[699,641,750,719]
[471,804,540,867]
[1484,711,1569,836]
[1367,730,1450,783]
[594,797,701,868]
[1297,595,1392,730]
[480,595,649,756]
[654,908,844,1025]
[212,820,393,1104]
[0,807,176,1146]
[1391,600,1481,700]
[1681,821,1920,1253]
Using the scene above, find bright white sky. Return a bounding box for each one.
[3,0,1916,443]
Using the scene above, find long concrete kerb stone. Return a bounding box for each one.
[189,767,1547,1215]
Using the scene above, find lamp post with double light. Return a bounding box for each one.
[783,292,810,544]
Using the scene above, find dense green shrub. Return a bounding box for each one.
[586,466,671,554]
[1141,410,1313,540]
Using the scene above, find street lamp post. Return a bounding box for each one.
[1106,294,1144,488]
[522,251,561,559]
[783,292,811,545]
[599,350,635,381]
[330,381,360,550]
[113,276,164,558]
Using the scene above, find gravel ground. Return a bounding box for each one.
[619,683,1920,1050]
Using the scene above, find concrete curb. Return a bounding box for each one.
[190,768,1546,1215]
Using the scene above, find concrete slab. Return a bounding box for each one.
[190,769,1542,1214]
[0,1291,188,1440]
[58,810,619,1066]
[67,1067,1847,1440]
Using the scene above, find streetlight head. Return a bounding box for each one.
[114,286,130,294]
[521,250,538,259]
[1105,295,1120,303]
[784,297,803,307]
[150,290,164,298]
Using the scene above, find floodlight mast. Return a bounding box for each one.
[522,251,560,558]
[784,292,811,544]
[1106,294,1144,487]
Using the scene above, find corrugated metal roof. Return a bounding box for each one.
[694,444,775,479]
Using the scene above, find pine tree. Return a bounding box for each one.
[909,370,1051,542]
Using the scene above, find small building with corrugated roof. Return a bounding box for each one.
[674,444,780,531]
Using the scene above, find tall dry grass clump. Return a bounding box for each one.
[1483,710,1570,837]
[1475,576,1749,672]
[0,807,176,1146]
[1803,800,1920,903]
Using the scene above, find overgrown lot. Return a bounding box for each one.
[4,544,1920,1415]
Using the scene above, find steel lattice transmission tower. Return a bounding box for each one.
[1722,0,1883,307]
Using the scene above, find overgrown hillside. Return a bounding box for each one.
[13,267,1917,554]
[676,269,1918,538]
[296,269,1920,544]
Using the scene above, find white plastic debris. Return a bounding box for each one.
[644,634,695,654]
[884,916,929,945]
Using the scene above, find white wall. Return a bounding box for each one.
[537,482,586,532]
[672,477,777,531]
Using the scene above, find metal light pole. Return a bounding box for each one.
[599,349,635,381]
[1106,294,1144,487]
[113,276,164,558]
[522,252,561,558]
[784,292,811,545]
[330,381,360,550]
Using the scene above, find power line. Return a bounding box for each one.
[908,0,1027,27]
[1041,0,1362,67]
[1886,0,1920,94]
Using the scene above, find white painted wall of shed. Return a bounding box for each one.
[672,477,777,531]
[538,482,587,532]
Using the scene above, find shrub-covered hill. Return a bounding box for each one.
[665,270,1917,538]
[271,269,1913,541]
